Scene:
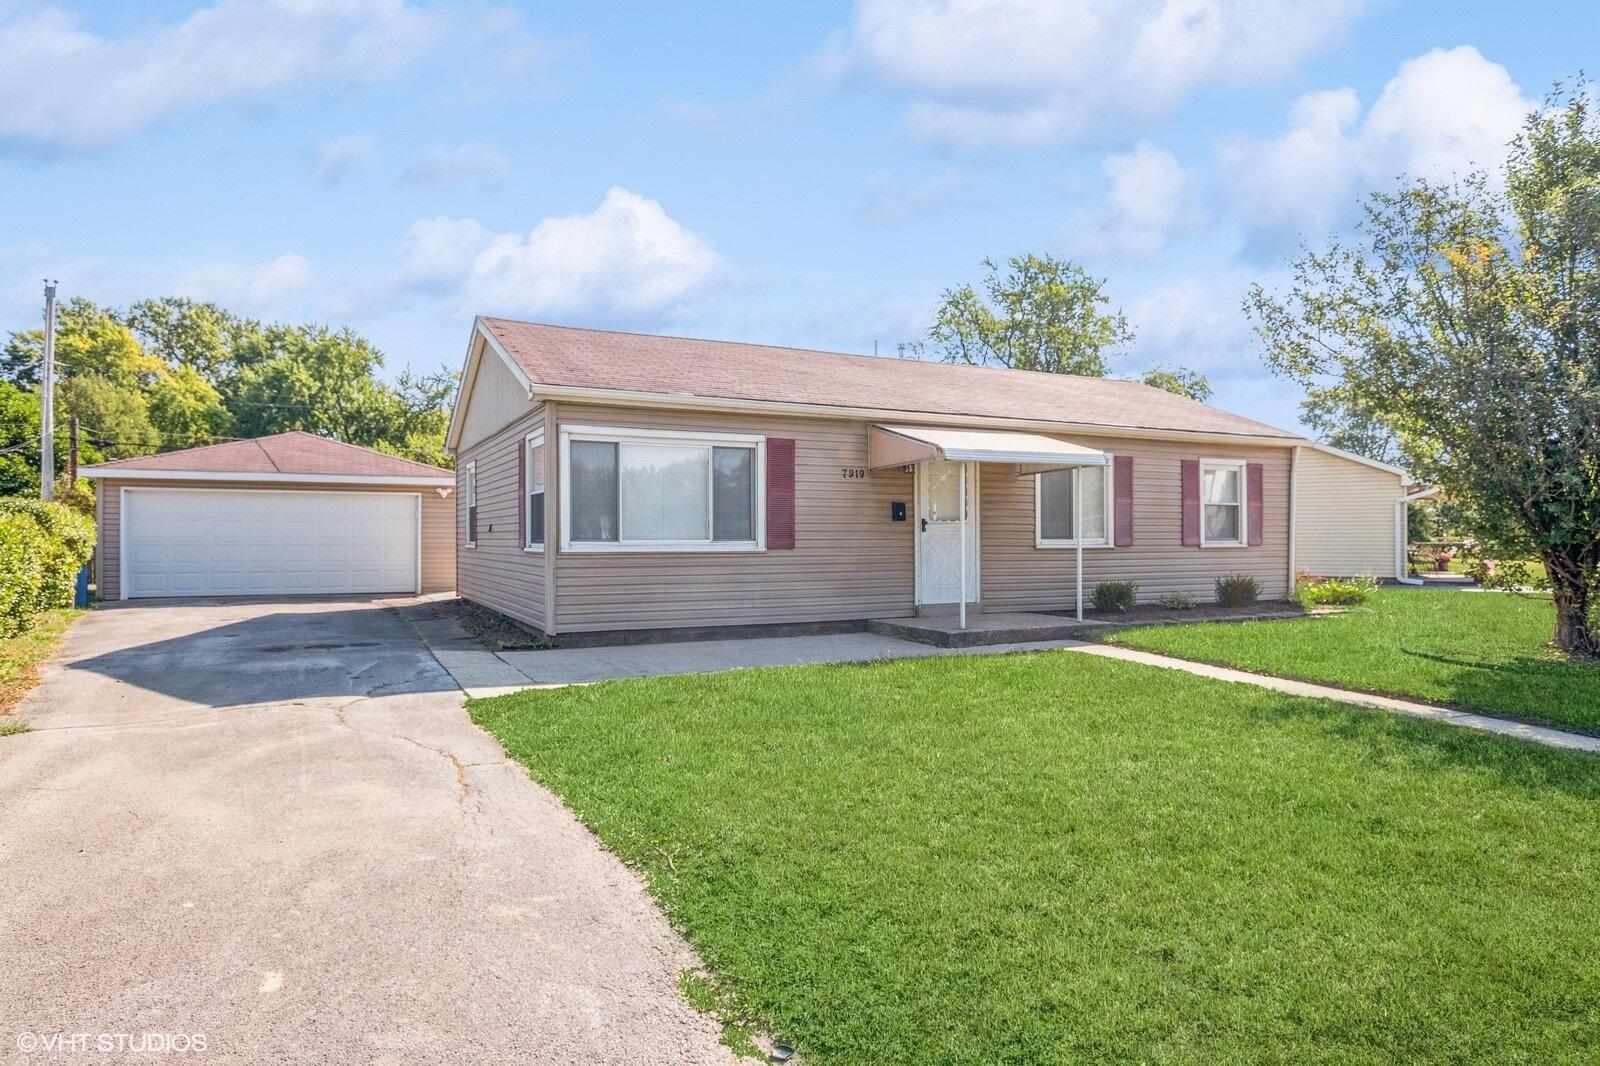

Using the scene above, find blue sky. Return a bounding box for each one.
[2,0,1595,432]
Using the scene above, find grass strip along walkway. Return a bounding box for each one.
[0,609,82,734]
[1108,588,1600,735]
[472,649,1600,1064]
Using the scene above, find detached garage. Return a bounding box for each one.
[82,432,456,600]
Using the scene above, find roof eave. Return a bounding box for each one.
[80,469,454,488]
[526,381,1305,447]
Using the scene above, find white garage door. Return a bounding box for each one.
[122,489,419,599]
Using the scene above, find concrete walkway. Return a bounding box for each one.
[2,597,733,1065]
[396,605,1095,696]
[1072,643,1600,754]
[402,602,1598,755]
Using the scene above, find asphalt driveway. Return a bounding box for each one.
[0,598,730,1065]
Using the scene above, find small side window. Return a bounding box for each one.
[525,435,545,550]
[464,462,478,547]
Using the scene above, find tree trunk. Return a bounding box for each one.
[1552,578,1598,659]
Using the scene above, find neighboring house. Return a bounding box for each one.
[81,431,455,600]
[1293,443,1434,584]
[446,318,1418,642]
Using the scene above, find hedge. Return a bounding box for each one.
[0,498,95,637]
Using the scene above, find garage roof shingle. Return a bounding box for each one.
[81,431,451,479]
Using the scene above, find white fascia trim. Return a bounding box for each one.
[81,469,453,487]
[445,319,537,453]
[941,448,1108,466]
[1308,441,1412,480]
[527,382,1304,448]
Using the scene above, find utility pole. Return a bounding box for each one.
[40,280,57,501]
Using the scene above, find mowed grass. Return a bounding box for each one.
[0,609,82,731]
[1109,588,1600,733]
[472,651,1600,1064]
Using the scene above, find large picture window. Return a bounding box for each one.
[524,431,545,551]
[1035,461,1113,548]
[562,426,764,551]
[1201,460,1246,547]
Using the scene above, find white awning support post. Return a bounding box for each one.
[1075,468,1084,622]
[958,462,968,630]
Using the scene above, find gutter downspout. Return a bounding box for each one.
[1287,445,1300,593]
[1395,485,1440,586]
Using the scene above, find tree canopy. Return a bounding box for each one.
[0,297,455,496]
[910,254,1133,376]
[1248,83,1600,657]
[910,253,1210,399]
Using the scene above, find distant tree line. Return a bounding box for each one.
[1,297,455,499]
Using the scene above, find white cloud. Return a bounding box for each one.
[396,188,721,322]
[174,254,314,311]
[1219,46,1534,244]
[0,1,438,151]
[832,0,1365,149]
[1067,141,1199,258]
[311,132,379,186]
[399,142,511,190]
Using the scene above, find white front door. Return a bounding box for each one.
[916,459,979,605]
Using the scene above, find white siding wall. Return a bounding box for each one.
[1294,447,1405,579]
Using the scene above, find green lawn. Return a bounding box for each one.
[1109,588,1600,734]
[1,608,82,732]
[472,651,1600,1064]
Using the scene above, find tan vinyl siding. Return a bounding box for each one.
[549,403,914,633]
[534,406,1294,633]
[93,478,455,601]
[456,345,535,453]
[455,404,550,632]
[1295,448,1404,578]
[980,437,1293,611]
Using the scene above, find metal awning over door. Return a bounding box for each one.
[867,424,1107,471]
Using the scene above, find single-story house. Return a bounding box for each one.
[446,318,1421,641]
[82,431,455,600]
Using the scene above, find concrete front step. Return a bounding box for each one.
[867,612,1111,648]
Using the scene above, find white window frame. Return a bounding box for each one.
[1200,458,1249,548]
[462,460,477,549]
[1034,458,1116,549]
[558,424,767,553]
[524,430,546,553]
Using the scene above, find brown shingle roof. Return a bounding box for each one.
[81,431,451,479]
[480,318,1301,441]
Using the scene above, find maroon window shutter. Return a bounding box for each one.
[1113,455,1134,547]
[1180,459,1200,546]
[1247,462,1264,546]
[766,438,796,549]
[516,439,525,545]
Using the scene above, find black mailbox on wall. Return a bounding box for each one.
[890,501,907,522]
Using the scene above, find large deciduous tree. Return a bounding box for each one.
[1248,84,1600,657]
[911,254,1134,376]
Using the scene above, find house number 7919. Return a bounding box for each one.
[841,467,867,479]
